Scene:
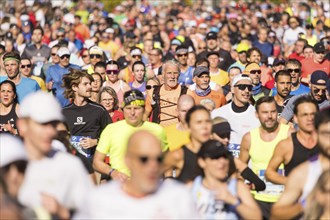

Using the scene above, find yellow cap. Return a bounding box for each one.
[236,43,250,53]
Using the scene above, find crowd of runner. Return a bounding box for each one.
[0,0,330,219]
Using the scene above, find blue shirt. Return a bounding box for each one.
[0,76,40,103]
[252,41,273,58]
[271,84,310,96]
[178,66,194,86]
[46,63,81,107]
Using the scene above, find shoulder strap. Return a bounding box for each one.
[180,85,188,95]
[151,85,162,123]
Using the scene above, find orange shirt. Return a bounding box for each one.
[301,58,330,78]
[74,23,90,40]
[187,89,226,108]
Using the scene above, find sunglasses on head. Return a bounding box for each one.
[146,85,158,90]
[137,155,163,165]
[60,55,70,60]
[106,69,119,75]
[21,64,32,68]
[249,70,261,74]
[234,84,253,91]
[90,54,102,59]
[177,53,188,57]
[287,68,300,73]
[313,87,326,94]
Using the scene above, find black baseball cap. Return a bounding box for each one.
[123,89,145,107]
[273,58,286,66]
[313,42,326,54]
[197,140,229,159]
[206,31,217,40]
[310,70,328,85]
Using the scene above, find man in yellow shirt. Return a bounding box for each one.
[93,89,168,182]
[207,51,229,86]
[98,28,120,59]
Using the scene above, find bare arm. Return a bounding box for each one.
[265,139,289,185]
[162,149,183,177]
[239,132,251,164]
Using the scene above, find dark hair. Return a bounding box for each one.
[286,58,302,69]
[255,96,276,112]
[106,60,119,69]
[91,72,103,85]
[185,105,210,125]
[175,45,188,52]
[293,96,319,115]
[1,160,28,175]
[303,44,313,51]
[32,25,44,36]
[2,51,20,62]
[20,57,32,64]
[195,58,210,68]
[275,70,291,82]
[296,38,308,46]
[0,80,18,103]
[94,61,106,69]
[228,66,242,74]
[152,48,163,57]
[314,109,330,130]
[247,47,262,58]
[132,61,145,72]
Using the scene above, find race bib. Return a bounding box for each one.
[71,136,93,158]
[258,169,284,196]
[227,143,240,158]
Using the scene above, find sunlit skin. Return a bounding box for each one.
[163,63,179,90]
[4,60,20,80]
[0,83,16,107]
[188,110,213,144]
[248,51,261,64]
[231,79,252,107]
[293,103,318,134]
[194,73,210,90]
[310,80,327,102]
[285,63,301,86]
[256,102,278,132]
[100,92,115,113]
[20,59,32,77]
[106,64,119,83]
[303,47,313,58]
[123,105,144,127]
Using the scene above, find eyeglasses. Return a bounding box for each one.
[101,98,114,103]
[136,155,163,165]
[198,47,206,50]
[313,87,326,94]
[51,53,57,56]
[60,55,70,60]
[146,85,158,90]
[234,84,253,91]
[177,53,188,57]
[90,54,102,59]
[249,70,261,74]
[21,64,32,68]
[106,70,119,75]
[287,68,300,73]
[82,55,89,58]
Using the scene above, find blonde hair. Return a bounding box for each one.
[97,86,119,110]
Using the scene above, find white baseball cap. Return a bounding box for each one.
[19,91,64,123]
[0,134,28,167]
[105,28,114,34]
[57,47,70,57]
[231,74,252,87]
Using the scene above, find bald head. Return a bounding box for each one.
[177,95,195,123]
[126,130,162,156]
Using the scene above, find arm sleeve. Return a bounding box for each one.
[241,167,266,191]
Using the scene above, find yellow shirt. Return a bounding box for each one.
[249,124,290,202]
[96,120,168,176]
[210,69,229,86]
[164,123,190,151]
[31,75,46,91]
[99,41,120,59]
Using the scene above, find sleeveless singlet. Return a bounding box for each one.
[0,103,18,134]
[285,132,319,176]
[191,176,239,220]
[176,145,202,183]
[249,124,290,203]
[300,155,323,207]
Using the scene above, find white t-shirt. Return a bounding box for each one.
[18,151,93,210]
[74,179,200,219]
[283,27,306,46]
[211,103,260,157]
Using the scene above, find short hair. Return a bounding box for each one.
[91,72,103,85]
[275,70,291,82]
[62,69,93,100]
[51,44,61,50]
[314,109,330,130]
[195,57,210,68]
[228,66,242,74]
[162,59,180,75]
[247,47,262,58]
[97,86,119,110]
[303,44,313,51]
[255,96,276,112]
[132,61,145,72]
[185,105,210,126]
[0,80,18,103]
[106,60,119,69]
[94,61,106,69]
[32,25,44,36]
[2,51,20,63]
[286,58,302,69]
[152,48,163,57]
[20,57,32,64]
[296,38,308,46]
[293,96,319,115]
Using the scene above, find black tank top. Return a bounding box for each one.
[0,103,18,134]
[176,145,203,183]
[285,132,319,176]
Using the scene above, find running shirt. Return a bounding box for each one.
[249,124,291,203]
[74,179,199,219]
[0,102,18,134]
[210,69,229,86]
[191,176,239,220]
[164,124,190,151]
[178,66,194,86]
[176,146,202,183]
[211,103,260,158]
[187,89,226,109]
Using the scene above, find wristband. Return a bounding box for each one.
[109,168,116,177]
[232,198,241,210]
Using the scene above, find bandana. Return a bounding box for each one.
[195,86,211,97]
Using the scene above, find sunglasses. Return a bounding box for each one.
[234,84,253,91]
[177,53,188,57]
[198,47,206,50]
[57,34,65,38]
[106,70,119,75]
[204,153,229,160]
[90,54,102,59]
[82,55,89,58]
[21,64,32,68]
[146,85,158,90]
[60,55,70,59]
[137,155,163,165]
[51,53,57,56]
[313,87,326,94]
[249,70,261,74]
[132,55,141,59]
[218,132,231,139]
[287,68,300,73]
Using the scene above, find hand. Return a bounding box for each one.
[111,170,129,183]
[214,184,239,205]
[41,192,69,219]
[47,81,54,90]
[79,138,97,149]
[3,121,16,135]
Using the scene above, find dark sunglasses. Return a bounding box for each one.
[137,155,163,165]
[51,53,57,56]
[57,34,65,38]
[249,70,261,74]
[146,85,158,90]
[287,68,300,73]
[132,55,141,59]
[21,64,32,68]
[177,53,188,57]
[60,55,70,59]
[219,132,231,139]
[82,55,88,58]
[198,47,206,50]
[313,87,326,94]
[106,70,119,75]
[204,153,229,160]
[90,54,102,59]
[234,84,253,91]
